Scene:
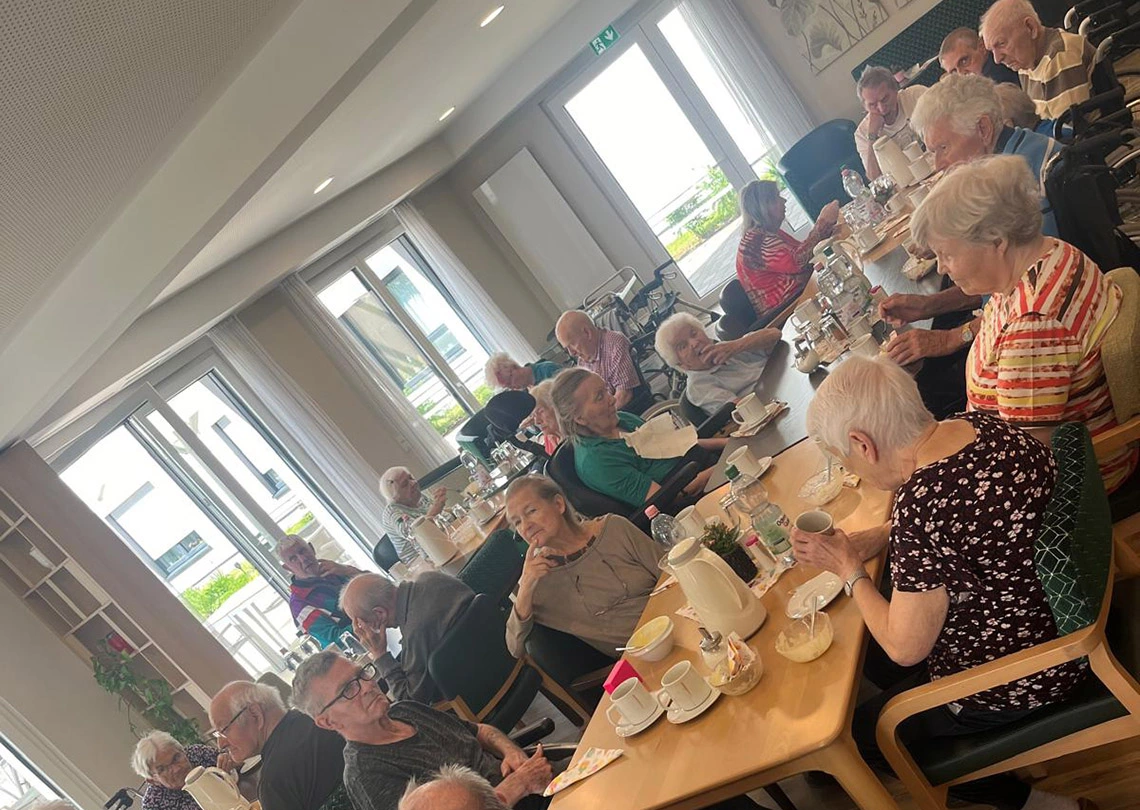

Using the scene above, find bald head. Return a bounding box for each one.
[555,311,599,363]
[399,766,507,810]
[340,573,399,626]
[981,0,1045,71]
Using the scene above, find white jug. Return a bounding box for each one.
[663,538,767,639]
[872,135,913,187]
[183,767,249,810]
[410,517,456,565]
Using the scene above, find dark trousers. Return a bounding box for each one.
[852,655,1034,810]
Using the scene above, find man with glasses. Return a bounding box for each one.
[209,681,350,810]
[291,651,552,810]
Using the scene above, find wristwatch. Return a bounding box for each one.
[960,323,975,344]
[843,567,871,596]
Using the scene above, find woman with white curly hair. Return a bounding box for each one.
[132,731,229,810]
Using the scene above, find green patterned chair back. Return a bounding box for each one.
[1034,423,1114,635]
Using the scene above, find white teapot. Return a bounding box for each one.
[183,767,249,810]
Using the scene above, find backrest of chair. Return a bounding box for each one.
[372,535,400,572]
[1101,268,1140,424]
[427,594,519,714]
[719,279,756,323]
[679,389,710,426]
[456,529,525,605]
[547,442,629,517]
[778,119,862,219]
[1034,423,1114,635]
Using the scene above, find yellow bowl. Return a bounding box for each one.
[775,613,834,663]
[626,616,674,662]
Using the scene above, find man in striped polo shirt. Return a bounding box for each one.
[982,0,1117,120]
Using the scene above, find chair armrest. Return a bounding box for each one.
[522,743,578,761]
[1093,416,1140,458]
[633,462,700,529]
[569,665,613,693]
[510,718,555,748]
[697,404,735,438]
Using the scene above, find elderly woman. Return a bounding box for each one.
[133,731,225,810]
[790,356,1091,810]
[551,369,724,509]
[655,313,781,413]
[528,380,561,455]
[911,154,1136,492]
[378,466,448,564]
[736,180,838,324]
[504,474,660,657]
[483,352,561,391]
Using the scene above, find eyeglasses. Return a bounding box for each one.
[212,705,249,740]
[574,558,633,617]
[318,662,378,716]
[152,749,187,777]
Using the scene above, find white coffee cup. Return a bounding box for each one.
[726,446,765,479]
[846,314,872,341]
[853,225,879,252]
[909,157,933,182]
[675,505,706,539]
[657,660,713,712]
[792,297,823,328]
[795,510,834,535]
[903,142,924,162]
[885,195,908,216]
[849,334,879,358]
[909,185,930,208]
[469,499,495,523]
[732,393,769,425]
[605,678,657,727]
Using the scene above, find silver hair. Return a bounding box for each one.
[550,367,597,443]
[910,154,1042,249]
[131,731,183,779]
[993,82,1040,129]
[806,356,934,457]
[399,765,509,810]
[856,65,898,98]
[379,466,413,503]
[273,534,307,561]
[981,0,1041,37]
[339,573,397,619]
[530,379,554,410]
[483,352,518,389]
[655,312,705,370]
[910,73,1004,141]
[215,680,286,721]
[290,650,344,717]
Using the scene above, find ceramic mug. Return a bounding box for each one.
[656,660,713,712]
[726,446,765,479]
[795,347,821,373]
[909,157,933,182]
[846,314,873,341]
[885,194,909,216]
[853,225,879,252]
[791,298,823,332]
[795,510,834,535]
[606,678,658,727]
[731,393,769,425]
[675,506,706,539]
[909,185,930,208]
[902,142,924,162]
[849,334,880,358]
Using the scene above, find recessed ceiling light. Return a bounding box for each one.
[480,5,505,27]
[313,177,334,194]
[439,106,456,122]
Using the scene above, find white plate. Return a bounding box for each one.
[902,256,936,281]
[614,701,665,737]
[786,572,844,619]
[857,233,887,255]
[665,685,722,724]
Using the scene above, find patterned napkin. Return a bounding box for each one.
[542,747,624,796]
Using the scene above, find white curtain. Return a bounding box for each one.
[280,274,453,468]
[678,0,816,156]
[394,201,537,362]
[209,317,407,549]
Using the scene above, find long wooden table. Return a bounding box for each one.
[550,438,897,810]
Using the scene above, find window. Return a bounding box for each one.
[155,531,209,577]
[311,233,492,444]
[551,1,808,300]
[0,735,66,810]
[212,416,288,498]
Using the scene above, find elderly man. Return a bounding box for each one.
[400,766,508,810]
[654,313,781,414]
[853,65,927,180]
[554,311,650,413]
[340,572,475,703]
[291,651,552,810]
[133,731,226,810]
[982,0,1114,119]
[210,681,349,810]
[484,353,561,391]
[277,535,363,649]
[939,27,1019,85]
[378,466,448,565]
[879,72,1063,383]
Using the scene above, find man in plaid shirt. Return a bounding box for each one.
[555,310,651,413]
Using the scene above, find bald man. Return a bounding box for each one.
[399,766,509,810]
[340,571,475,702]
[981,0,1115,119]
[939,27,1019,85]
[554,311,649,412]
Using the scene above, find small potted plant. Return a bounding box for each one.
[701,520,757,583]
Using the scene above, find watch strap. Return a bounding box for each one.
[844,568,870,596]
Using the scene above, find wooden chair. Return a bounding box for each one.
[875,424,1140,810]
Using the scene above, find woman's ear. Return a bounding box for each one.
[847,431,879,465]
[554,494,568,517]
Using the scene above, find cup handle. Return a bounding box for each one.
[731,411,745,424]
[606,705,624,726]
[656,691,674,710]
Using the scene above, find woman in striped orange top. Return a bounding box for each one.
[911,154,1137,493]
[735,180,839,322]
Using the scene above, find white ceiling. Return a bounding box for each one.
[159,0,576,301]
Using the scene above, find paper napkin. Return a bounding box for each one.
[542,747,624,796]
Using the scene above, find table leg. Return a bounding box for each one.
[816,732,902,810]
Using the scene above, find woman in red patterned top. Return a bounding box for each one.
[735,180,839,321]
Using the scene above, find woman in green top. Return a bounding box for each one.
[550,368,726,509]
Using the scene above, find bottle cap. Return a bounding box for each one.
[743,534,760,547]
[724,464,739,480]
[644,504,659,519]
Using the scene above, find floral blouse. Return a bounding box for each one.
[141,744,218,810]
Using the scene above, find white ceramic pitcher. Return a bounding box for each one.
[410,516,456,565]
[183,767,249,810]
[662,538,767,639]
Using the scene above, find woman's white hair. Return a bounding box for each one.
[806,356,934,456]
[993,82,1040,129]
[483,352,518,389]
[910,73,1004,142]
[655,313,705,370]
[399,765,508,810]
[131,731,183,779]
[378,466,412,503]
[910,154,1042,250]
[530,379,554,410]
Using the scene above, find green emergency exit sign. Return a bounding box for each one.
[590,24,620,55]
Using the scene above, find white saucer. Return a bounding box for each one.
[858,233,887,255]
[729,403,785,437]
[786,571,844,619]
[666,686,722,724]
[614,702,665,737]
[476,506,505,526]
